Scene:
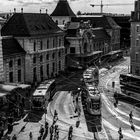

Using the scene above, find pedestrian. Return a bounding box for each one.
[68,126,73,139]
[49,125,54,136]
[131,124,135,132]
[53,116,58,125]
[8,123,13,133]
[0,128,4,139]
[129,111,133,120]
[54,110,58,117]
[39,125,44,136]
[29,132,33,140]
[45,122,48,130]
[12,134,17,140]
[54,125,58,133]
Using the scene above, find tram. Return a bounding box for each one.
[83,67,99,86]
[31,79,56,110]
[86,86,101,115]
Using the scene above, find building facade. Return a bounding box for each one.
[2,37,26,83]
[51,0,76,25]
[1,13,65,84]
[65,21,110,68]
[0,27,4,82]
[130,0,140,75]
[71,15,121,51]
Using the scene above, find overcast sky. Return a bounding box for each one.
[0,0,135,15]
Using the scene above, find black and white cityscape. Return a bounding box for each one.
[0,0,140,140]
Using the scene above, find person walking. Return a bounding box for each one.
[29,132,33,140]
[12,134,17,140]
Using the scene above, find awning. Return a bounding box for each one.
[107,50,123,55]
[73,51,102,58]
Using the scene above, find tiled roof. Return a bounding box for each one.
[2,37,26,56]
[71,15,120,29]
[91,28,111,40]
[51,0,76,17]
[1,13,62,37]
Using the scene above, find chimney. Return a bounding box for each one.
[40,9,41,13]
[14,8,16,13]
[46,9,48,14]
[21,8,23,13]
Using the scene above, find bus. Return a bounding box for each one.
[31,79,56,110]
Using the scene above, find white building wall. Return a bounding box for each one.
[52,16,71,25]
[17,35,65,84]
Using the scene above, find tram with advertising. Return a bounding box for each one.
[82,66,102,131]
[31,79,56,110]
[86,86,101,115]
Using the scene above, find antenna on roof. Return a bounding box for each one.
[21,8,23,13]
[14,8,16,13]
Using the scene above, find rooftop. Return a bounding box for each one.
[71,15,120,29]
[2,37,26,56]
[1,13,63,37]
[51,0,76,17]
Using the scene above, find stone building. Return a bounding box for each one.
[2,37,26,83]
[65,21,110,68]
[130,0,140,75]
[51,0,76,25]
[1,13,65,84]
[72,15,121,51]
[0,26,4,82]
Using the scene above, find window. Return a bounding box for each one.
[59,38,61,47]
[9,60,13,68]
[33,56,36,64]
[40,65,43,81]
[135,67,140,75]
[46,54,49,60]
[59,51,61,57]
[9,72,13,82]
[40,55,43,62]
[52,62,55,72]
[56,20,58,25]
[53,39,55,48]
[136,39,139,46]
[135,53,139,61]
[59,61,61,71]
[17,59,21,66]
[70,47,75,53]
[47,64,49,76]
[34,41,36,51]
[18,69,21,82]
[40,40,43,50]
[52,53,55,59]
[33,67,37,81]
[47,40,49,49]
[136,25,140,32]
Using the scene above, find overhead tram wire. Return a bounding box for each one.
[3,52,127,138]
